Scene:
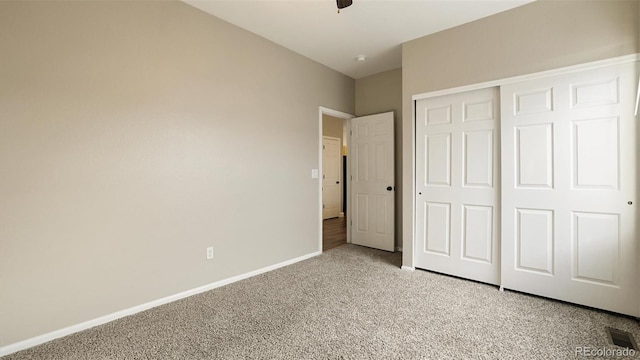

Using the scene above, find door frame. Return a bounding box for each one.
[319,106,355,252]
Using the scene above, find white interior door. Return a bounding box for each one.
[322,136,341,219]
[415,87,500,285]
[350,112,395,252]
[501,62,638,316]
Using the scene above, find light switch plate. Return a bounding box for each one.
[311,169,319,179]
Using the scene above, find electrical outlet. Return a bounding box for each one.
[206,246,214,260]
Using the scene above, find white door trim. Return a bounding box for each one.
[319,107,354,252]
[408,53,640,270]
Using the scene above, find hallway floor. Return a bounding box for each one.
[322,216,346,251]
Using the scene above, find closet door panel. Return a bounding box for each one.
[501,62,638,316]
[415,87,500,285]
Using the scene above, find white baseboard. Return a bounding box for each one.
[0,250,321,357]
[401,265,415,272]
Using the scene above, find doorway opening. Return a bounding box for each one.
[319,107,353,252]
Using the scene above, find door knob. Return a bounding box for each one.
[336,181,340,184]
[386,186,393,191]
[628,201,633,205]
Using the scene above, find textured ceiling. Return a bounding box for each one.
[184,0,534,79]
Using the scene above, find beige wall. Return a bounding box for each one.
[355,68,403,249]
[0,0,354,346]
[401,0,640,268]
[322,114,344,141]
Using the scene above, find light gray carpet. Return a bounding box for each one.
[3,244,639,359]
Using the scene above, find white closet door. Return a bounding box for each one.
[501,62,638,316]
[415,87,500,285]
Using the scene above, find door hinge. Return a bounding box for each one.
[323,174,326,179]
[350,130,352,136]
[323,204,325,209]
[323,145,325,150]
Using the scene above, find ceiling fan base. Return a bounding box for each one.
[337,0,353,10]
